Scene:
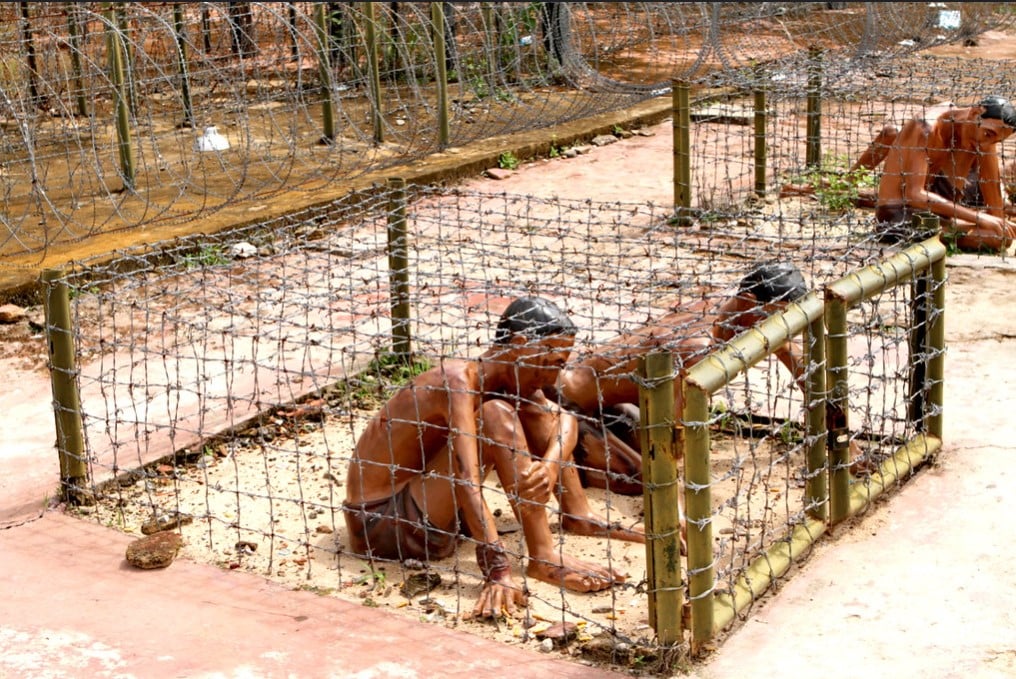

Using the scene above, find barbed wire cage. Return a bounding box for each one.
[20,0,1001,672]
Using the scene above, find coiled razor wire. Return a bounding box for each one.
[0,2,1012,260]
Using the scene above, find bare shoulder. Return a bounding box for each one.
[897,116,932,142]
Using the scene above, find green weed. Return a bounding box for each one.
[498,151,520,170]
[790,153,877,213]
[329,352,431,411]
[179,244,230,269]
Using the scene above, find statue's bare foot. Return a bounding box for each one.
[526,553,626,592]
[562,513,646,544]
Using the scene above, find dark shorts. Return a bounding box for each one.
[875,171,981,244]
[344,487,459,562]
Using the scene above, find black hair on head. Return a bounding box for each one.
[494,296,576,345]
[979,95,1016,129]
[738,262,808,304]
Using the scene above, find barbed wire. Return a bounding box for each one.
[1,2,1011,264]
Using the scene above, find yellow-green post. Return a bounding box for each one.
[106,4,135,190]
[805,316,829,520]
[67,3,88,118]
[683,380,714,651]
[908,214,940,431]
[315,3,336,143]
[672,80,692,225]
[637,352,683,645]
[364,2,384,144]
[754,87,767,197]
[42,269,88,499]
[824,294,851,525]
[927,244,945,440]
[805,47,822,169]
[387,178,412,358]
[431,3,450,148]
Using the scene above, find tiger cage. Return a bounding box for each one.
[10,2,1010,672]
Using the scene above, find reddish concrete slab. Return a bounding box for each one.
[0,513,619,678]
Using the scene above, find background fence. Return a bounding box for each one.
[1,2,1013,265]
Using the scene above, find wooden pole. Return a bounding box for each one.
[431,2,450,149]
[364,2,384,144]
[805,47,822,169]
[805,316,829,520]
[315,3,336,143]
[66,3,89,117]
[387,178,412,358]
[173,3,195,128]
[754,87,767,197]
[115,4,138,117]
[42,269,89,501]
[106,5,136,190]
[908,214,940,431]
[683,379,714,651]
[19,3,41,108]
[637,352,683,646]
[824,293,850,525]
[927,238,946,440]
[672,80,692,225]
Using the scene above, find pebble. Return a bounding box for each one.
[485,167,514,181]
[0,304,26,324]
[141,511,193,535]
[590,134,618,147]
[539,638,554,653]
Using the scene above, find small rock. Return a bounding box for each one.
[0,304,26,324]
[125,532,182,569]
[591,605,613,614]
[315,524,333,534]
[573,145,593,155]
[230,242,258,259]
[141,511,193,535]
[535,621,578,645]
[539,638,554,653]
[590,134,617,147]
[485,167,514,180]
[562,147,580,159]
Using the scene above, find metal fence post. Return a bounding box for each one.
[42,269,89,502]
[387,178,412,358]
[672,80,692,224]
[637,352,683,646]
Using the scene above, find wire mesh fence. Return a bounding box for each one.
[1,2,1012,263]
[41,183,945,667]
[10,0,1000,670]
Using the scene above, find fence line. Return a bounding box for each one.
[0,3,1011,263]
